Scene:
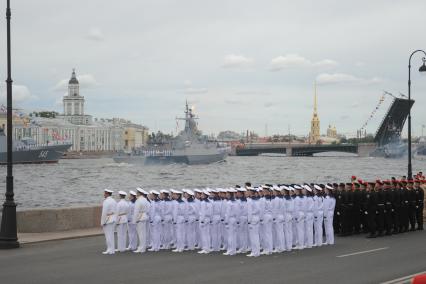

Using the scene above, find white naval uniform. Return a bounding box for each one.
[283,196,294,251]
[304,195,314,248]
[150,200,162,251]
[313,195,324,247]
[323,195,335,245]
[262,197,274,254]
[237,198,249,253]
[133,196,150,252]
[224,199,238,255]
[162,199,174,249]
[127,200,138,251]
[257,197,266,251]
[194,198,202,248]
[185,199,197,250]
[211,198,222,251]
[294,195,306,249]
[101,196,117,254]
[173,199,187,252]
[247,197,260,256]
[199,199,212,252]
[219,199,228,250]
[116,198,130,252]
[272,196,285,252]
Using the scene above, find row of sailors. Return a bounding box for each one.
[101,183,336,257]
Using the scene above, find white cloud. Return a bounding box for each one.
[53,74,100,91]
[269,54,338,71]
[182,80,208,95]
[316,73,383,85]
[222,54,254,69]
[0,83,36,103]
[85,27,104,41]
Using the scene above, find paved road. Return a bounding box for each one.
[1,231,426,284]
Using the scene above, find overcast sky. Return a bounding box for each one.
[0,0,425,137]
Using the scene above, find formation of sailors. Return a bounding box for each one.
[101,182,336,256]
[334,174,425,238]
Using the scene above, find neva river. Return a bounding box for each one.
[1,155,426,210]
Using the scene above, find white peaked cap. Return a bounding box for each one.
[187,189,195,196]
[280,185,289,191]
[136,187,149,195]
[272,185,279,190]
[304,185,312,192]
[237,188,247,192]
[203,189,211,195]
[314,184,322,191]
[129,190,137,196]
[181,189,188,194]
[247,187,256,191]
[325,184,333,190]
[104,189,114,193]
[194,189,203,193]
[150,190,160,195]
[220,188,228,193]
[294,185,302,190]
[118,190,127,196]
[171,189,182,194]
[160,189,170,194]
[288,186,295,191]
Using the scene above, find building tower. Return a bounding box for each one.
[310,82,320,143]
[63,69,85,116]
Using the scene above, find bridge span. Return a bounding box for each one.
[234,143,375,157]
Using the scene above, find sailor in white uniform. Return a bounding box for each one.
[210,189,222,252]
[313,184,324,247]
[261,186,274,255]
[127,190,138,251]
[294,185,306,249]
[101,189,117,255]
[272,186,285,253]
[198,190,212,254]
[160,190,173,249]
[116,190,130,252]
[247,187,260,257]
[304,185,314,249]
[133,188,150,253]
[171,189,187,252]
[236,187,249,254]
[323,185,336,245]
[184,189,197,250]
[282,185,294,251]
[148,190,162,252]
[224,188,238,256]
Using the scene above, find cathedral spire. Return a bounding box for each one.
[314,81,318,116]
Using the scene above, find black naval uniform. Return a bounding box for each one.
[407,188,417,230]
[400,186,410,232]
[414,186,424,230]
[334,190,344,234]
[342,189,354,236]
[391,186,401,234]
[384,187,394,235]
[352,187,362,234]
[376,188,386,236]
[365,190,377,237]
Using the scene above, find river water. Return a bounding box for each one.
[1,154,426,210]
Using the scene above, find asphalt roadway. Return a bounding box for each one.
[1,230,426,284]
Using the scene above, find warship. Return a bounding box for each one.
[113,103,228,165]
[0,128,72,164]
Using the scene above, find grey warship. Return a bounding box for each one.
[113,103,228,165]
[0,128,72,164]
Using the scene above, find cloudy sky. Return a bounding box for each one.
[0,0,425,137]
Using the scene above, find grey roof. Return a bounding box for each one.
[69,69,79,84]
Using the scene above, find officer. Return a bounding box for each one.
[407,180,417,231]
[116,190,129,252]
[101,189,117,255]
[198,190,212,254]
[383,181,394,235]
[375,180,386,237]
[399,181,410,233]
[390,180,401,234]
[294,186,306,250]
[148,190,162,252]
[247,187,261,257]
[365,182,377,238]
[414,179,424,230]
[323,185,335,245]
[133,188,150,253]
[237,188,249,254]
[341,183,353,236]
[282,185,294,251]
[352,182,362,234]
[184,189,197,250]
[332,183,342,234]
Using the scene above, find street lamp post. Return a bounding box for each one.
[407,50,426,179]
[0,0,19,249]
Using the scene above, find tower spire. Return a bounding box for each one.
[314,81,318,115]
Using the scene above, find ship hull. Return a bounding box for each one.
[0,144,72,164]
[113,152,227,165]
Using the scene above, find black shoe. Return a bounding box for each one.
[417,227,423,231]
[410,228,416,231]
[367,234,377,238]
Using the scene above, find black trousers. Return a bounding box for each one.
[416,205,424,229]
[376,206,385,233]
[384,206,393,234]
[367,211,376,235]
[408,206,416,229]
[352,206,361,233]
[399,205,409,231]
[392,206,400,232]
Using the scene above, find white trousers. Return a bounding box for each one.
[292,216,298,246]
[262,214,273,253]
[314,213,324,247]
[238,217,248,252]
[305,212,314,248]
[273,215,285,252]
[284,213,293,251]
[226,218,237,255]
[136,221,148,252]
[186,219,196,250]
[162,215,173,248]
[176,222,186,251]
[128,223,137,250]
[296,213,305,248]
[116,223,127,252]
[211,216,221,251]
[324,212,334,245]
[103,223,115,253]
[151,219,162,251]
[248,221,260,256]
[200,219,211,252]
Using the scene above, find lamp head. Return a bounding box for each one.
[419,57,426,72]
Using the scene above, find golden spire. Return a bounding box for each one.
[314,81,318,116]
